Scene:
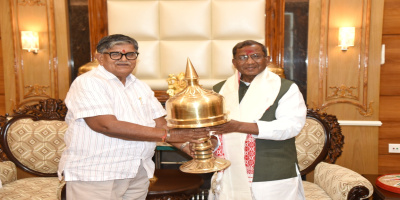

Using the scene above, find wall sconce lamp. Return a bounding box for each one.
[21,31,39,53]
[338,27,355,51]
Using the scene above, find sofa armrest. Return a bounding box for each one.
[0,161,17,185]
[57,180,66,200]
[314,162,373,200]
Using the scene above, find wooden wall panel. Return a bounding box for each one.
[380,35,400,96]
[308,0,383,174]
[0,0,16,114]
[379,122,400,153]
[379,86,400,174]
[0,0,71,113]
[379,155,400,174]
[308,0,382,120]
[336,126,379,174]
[379,96,400,122]
[378,0,400,174]
[382,0,400,35]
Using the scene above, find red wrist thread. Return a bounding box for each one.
[161,130,170,142]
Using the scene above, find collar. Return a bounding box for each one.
[97,65,136,86]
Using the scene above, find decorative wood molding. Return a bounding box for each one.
[316,0,373,117]
[24,84,50,98]
[300,108,344,172]
[12,98,67,120]
[328,84,357,99]
[0,114,9,161]
[18,0,45,6]
[48,0,58,99]
[307,109,343,164]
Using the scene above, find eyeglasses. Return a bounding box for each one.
[235,53,265,62]
[103,52,139,60]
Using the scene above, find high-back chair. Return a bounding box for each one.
[0,99,67,200]
[297,108,373,200]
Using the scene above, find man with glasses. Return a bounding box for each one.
[207,40,307,200]
[58,34,208,199]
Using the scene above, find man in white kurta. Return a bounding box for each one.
[208,40,306,200]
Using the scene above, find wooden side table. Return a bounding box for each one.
[147,169,204,200]
[363,174,400,200]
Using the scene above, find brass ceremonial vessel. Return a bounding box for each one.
[165,58,231,173]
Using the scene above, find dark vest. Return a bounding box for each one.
[213,78,297,182]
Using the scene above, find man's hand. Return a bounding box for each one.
[206,120,259,135]
[206,120,242,134]
[167,127,209,143]
[179,142,195,158]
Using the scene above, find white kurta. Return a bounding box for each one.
[209,70,306,200]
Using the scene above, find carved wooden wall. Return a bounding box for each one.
[308,0,383,174]
[379,0,400,174]
[0,0,70,113]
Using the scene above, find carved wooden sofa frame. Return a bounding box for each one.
[0,99,67,200]
[297,108,373,200]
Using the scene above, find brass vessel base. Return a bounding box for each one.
[180,157,231,174]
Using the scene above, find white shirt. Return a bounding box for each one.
[58,65,166,181]
[255,84,307,140]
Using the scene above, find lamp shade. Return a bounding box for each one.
[338,27,355,50]
[21,31,39,53]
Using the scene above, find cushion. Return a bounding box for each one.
[0,161,17,185]
[314,162,373,200]
[7,119,67,174]
[0,177,63,200]
[296,118,326,171]
[302,181,332,200]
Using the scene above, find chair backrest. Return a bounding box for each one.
[295,108,344,176]
[0,98,67,177]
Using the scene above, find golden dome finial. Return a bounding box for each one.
[185,58,199,80]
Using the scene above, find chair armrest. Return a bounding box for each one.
[0,161,17,185]
[314,162,373,200]
[57,180,66,200]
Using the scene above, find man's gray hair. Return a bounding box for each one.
[232,40,268,57]
[96,34,139,53]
